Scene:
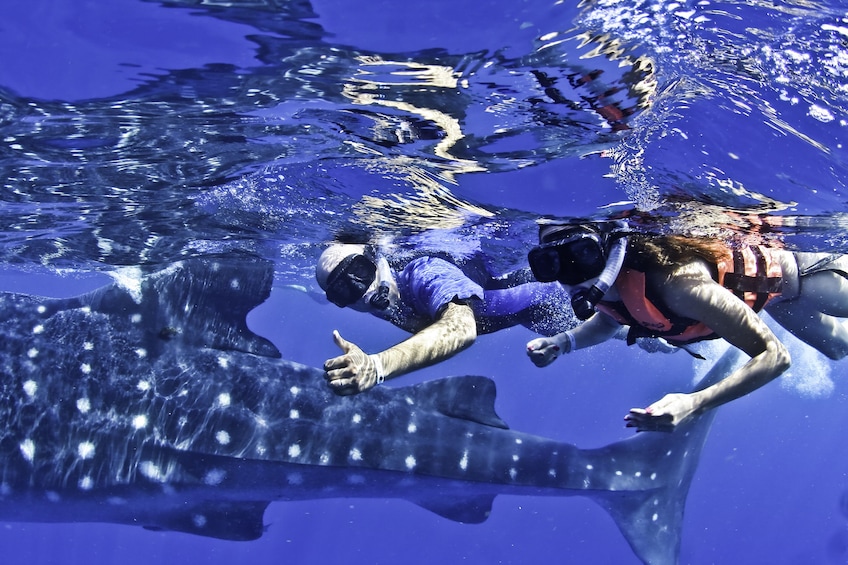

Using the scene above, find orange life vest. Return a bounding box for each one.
[596,245,784,345]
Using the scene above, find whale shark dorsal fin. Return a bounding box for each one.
[143,500,270,540]
[85,256,281,358]
[413,376,509,430]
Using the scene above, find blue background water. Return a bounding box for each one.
[2,0,848,563]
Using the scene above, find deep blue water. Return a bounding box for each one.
[2,0,848,563]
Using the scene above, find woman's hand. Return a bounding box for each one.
[526,334,568,367]
[625,392,700,433]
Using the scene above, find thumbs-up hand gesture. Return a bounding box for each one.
[323,330,379,395]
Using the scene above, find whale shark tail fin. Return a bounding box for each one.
[589,347,743,565]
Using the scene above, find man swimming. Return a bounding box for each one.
[316,243,573,395]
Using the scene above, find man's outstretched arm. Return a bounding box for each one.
[324,301,477,395]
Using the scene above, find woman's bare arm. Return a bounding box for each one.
[626,264,790,431]
[526,310,621,367]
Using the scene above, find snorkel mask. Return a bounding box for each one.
[323,253,377,307]
[528,222,628,320]
[317,244,393,310]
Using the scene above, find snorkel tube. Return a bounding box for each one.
[368,255,394,310]
[570,233,627,320]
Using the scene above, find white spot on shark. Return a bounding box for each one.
[635,471,642,477]
[36,305,46,314]
[319,452,330,465]
[77,441,95,460]
[22,380,37,398]
[203,469,226,486]
[78,476,94,491]
[137,380,151,392]
[288,444,301,458]
[290,386,301,396]
[512,454,519,462]
[135,348,147,359]
[216,393,231,408]
[459,451,469,471]
[352,414,362,424]
[33,324,44,335]
[548,469,557,478]
[509,468,518,480]
[407,423,417,433]
[615,470,623,476]
[215,431,231,445]
[217,356,229,368]
[652,513,659,522]
[405,396,414,405]
[19,439,35,462]
[405,456,416,470]
[26,348,38,359]
[255,443,267,456]
[193,514,207,528]
[131,313,142,324]
[230,278,240,289]
[132,415,147,430]
[586,464,594,471]
[139,461,165,482]
[77,398,91,413]
[289,410,299,419]
[83,342,94,351]
[650,473,657,480]
[80,363,91,375]
[515,439,523,445]
[349,448,362,461]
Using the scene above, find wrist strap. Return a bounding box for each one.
[370,354,386,384]
[561,331,576,354]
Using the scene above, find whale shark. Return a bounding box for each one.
[0,256,735,565]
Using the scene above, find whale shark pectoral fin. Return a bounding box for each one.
[149,256,281,357]
[142,500,271,541]
[87,255,281,358]
[409,494,496,524]
[413,375,509,430]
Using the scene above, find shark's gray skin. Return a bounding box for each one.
[0,257,734,565]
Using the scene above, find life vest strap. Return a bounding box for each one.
[723,248,782,312]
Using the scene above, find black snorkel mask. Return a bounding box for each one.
[324,251,393,310]
[528,223,628,320]
[324,254,377,308]
[527,228,607,286]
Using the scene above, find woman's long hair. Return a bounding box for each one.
[625,234,728,270]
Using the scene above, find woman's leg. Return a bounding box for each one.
[767,268,848,359]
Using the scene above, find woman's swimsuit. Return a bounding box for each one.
[596,246,785,345]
